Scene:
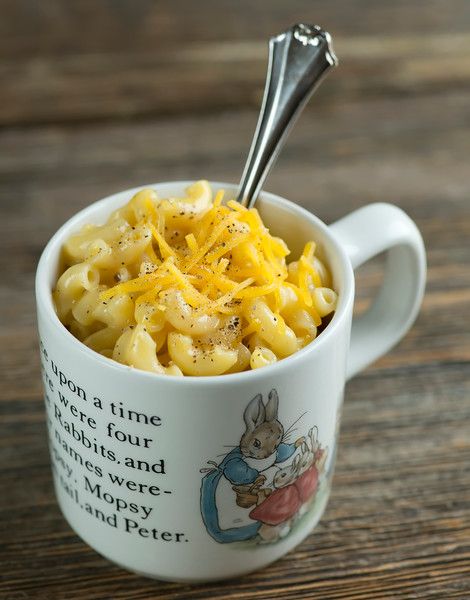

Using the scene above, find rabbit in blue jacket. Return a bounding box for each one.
[200,389,304,543]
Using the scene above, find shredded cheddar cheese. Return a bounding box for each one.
[53,181,338,376]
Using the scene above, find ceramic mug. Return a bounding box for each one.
[36,182,426,582]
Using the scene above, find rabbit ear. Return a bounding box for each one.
[309,426,318,447]
[265,389,279,421]
[243,394,265,430]
[301,442,309,453]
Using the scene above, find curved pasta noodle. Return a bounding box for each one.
[312,256,332,288]
[250,346,278,370]
[168,332,238,376]
[161,290,219,335]
[277,284,299,314]
[64,218,128,262]
[114,326,182,376]
[72,288,102,326]
[54,263,100,318]
[93,294,134,329]
[248,300,299,358]
[85,239,114,269]
[312,287,338,317]
[160,180,212,224]
[84,327,122,353]
[134,302,166,333]
[225,344,251,374]
[286,308,318,345]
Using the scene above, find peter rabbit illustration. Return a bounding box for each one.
[273,454,301,490]
[251,455,302,542]
[294,427,318,516]
[252,427,327,538]
[200,389,304,543]
[314,428,329,475]
[298,434,315,476]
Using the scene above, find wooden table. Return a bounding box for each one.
[1,2,469,598]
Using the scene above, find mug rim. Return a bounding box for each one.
[35,181,355,385]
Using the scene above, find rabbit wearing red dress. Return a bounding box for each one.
[250,455,302,542]
[251,427,327,541]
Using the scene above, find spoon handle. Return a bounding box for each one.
[237,24,338,208]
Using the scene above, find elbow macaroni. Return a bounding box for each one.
[53,180,338,376]
[250,346,278,370]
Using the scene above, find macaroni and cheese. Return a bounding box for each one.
[53,181,337,376]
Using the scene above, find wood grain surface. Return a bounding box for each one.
[1,1,469,598]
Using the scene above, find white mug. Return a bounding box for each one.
[36,182,426,582]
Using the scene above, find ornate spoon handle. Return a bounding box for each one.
[237,24,338,208]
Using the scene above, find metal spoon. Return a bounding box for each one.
[237,23,338,208]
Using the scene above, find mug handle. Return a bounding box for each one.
[330,203,426,380]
